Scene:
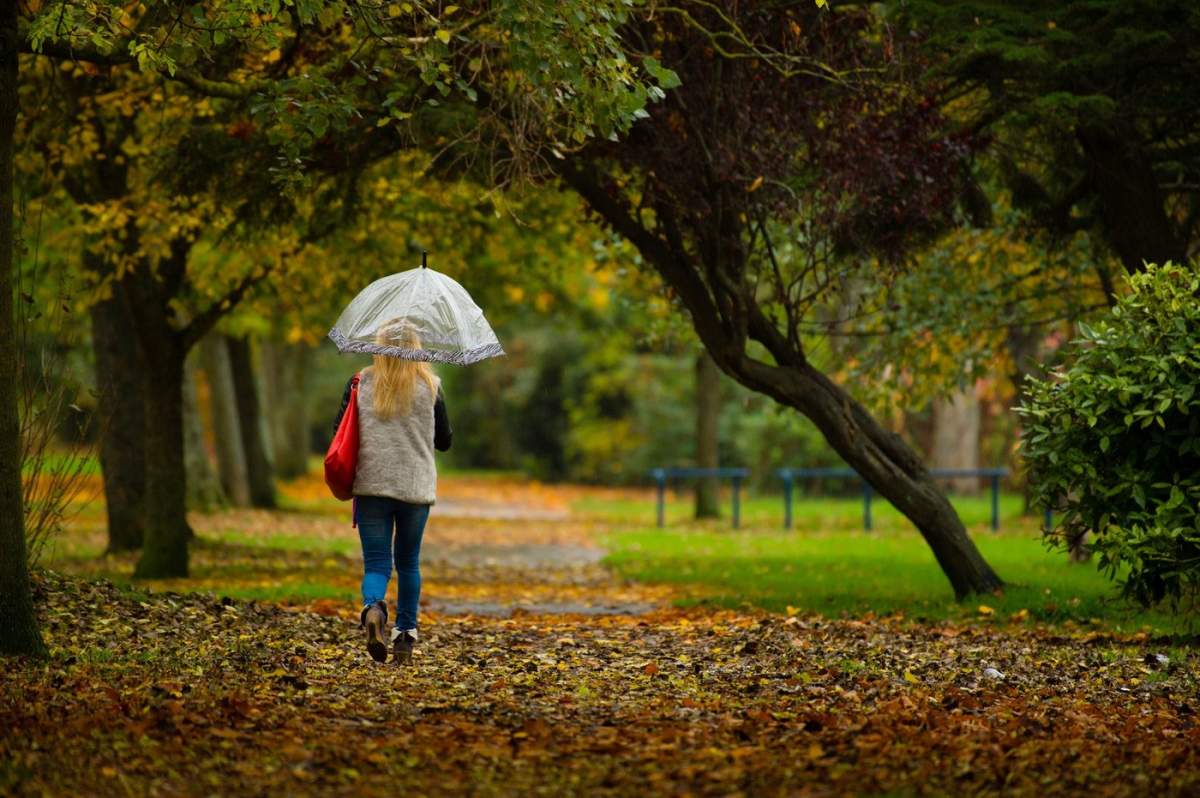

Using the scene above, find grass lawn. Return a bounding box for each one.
[593,493,1188,636]
[20,450,102,477]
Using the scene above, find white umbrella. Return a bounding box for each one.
[328,259,504,365]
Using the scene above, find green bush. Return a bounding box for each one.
[1019,262,1200,610]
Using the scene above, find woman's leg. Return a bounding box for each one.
[356,496,395,615]
[392,501,430,633]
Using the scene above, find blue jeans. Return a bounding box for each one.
[355,496,430,631]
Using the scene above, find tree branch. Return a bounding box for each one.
[21,39,259,99]
[557,158,742,359]
[180,267,271,350]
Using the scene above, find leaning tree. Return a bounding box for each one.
[555,2,1003,596]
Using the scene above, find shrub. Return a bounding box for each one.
[1018,262,1200,610]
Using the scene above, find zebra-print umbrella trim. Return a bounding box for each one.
[328,328,505,366]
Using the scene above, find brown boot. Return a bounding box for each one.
[360,601,388,663]
[391,627,416,665]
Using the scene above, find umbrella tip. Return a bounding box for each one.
[421,251,427,268]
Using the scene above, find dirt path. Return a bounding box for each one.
[422,485,668,618]
[5,477,1200,796]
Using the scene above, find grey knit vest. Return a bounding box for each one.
[352,369,439,505]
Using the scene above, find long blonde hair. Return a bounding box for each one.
[370,320,438,419]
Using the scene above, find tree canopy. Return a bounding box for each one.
[900,0,1200,273]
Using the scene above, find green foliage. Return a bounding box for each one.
[25,0,676,188]
[1019,263,1200,610]
[839,192,1109,414]
[902,0,1200,130]
[899,0,1200,269]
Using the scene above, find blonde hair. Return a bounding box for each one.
[370,320,438,419]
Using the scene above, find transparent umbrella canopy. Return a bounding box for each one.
[328,263,504,365]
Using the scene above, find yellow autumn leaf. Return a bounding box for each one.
[436,29,452,44]
[903,670,919,684]
[977,605,995,616]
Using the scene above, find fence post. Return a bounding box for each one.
[990,473,1001,532]
[782,471,793,530]
[654,470,665,528]
[861,480,873,532]
[732,475,742,530]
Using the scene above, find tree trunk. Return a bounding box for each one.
[694,351,721,519]
[201,334,250,507]
[1078,125,1187,275]
[133,338,190,579]
[740,359,1003,598]
[261,340,312,480]
[1005,322,1042,516]
[89,272,147,552]
[183,358,224,511]
[930,388,981,494]
[0,4,46,655]
[227,336,276,509]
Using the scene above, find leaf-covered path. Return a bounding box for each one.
[4,478,1200,796]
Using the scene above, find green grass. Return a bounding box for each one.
[20,451,102,477]
[603,525,1185,635]
[211,529,358,557]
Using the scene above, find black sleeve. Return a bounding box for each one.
[332,375,356,436]
[434,387,452,451]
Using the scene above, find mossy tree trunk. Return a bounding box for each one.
[183,358,224,511]
[89,263,147,552]
[227,336,276,509]
[0,0,46,656]
[201,334,250,507]
[261,340,312,480]
[129,285,191,579]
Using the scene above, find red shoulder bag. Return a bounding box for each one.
[324,372,361,501]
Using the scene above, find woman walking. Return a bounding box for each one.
[332,321,452,664]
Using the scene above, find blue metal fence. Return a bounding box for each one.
[648,467,751,529]
[777,467,1010,531]
[650,466,1011,531]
